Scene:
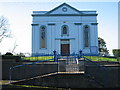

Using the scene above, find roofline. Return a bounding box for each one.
[32,14,98,16]
[33,11,48,14]
[81,10,97,12]
[32,3,97,16]
[46,3,83,14]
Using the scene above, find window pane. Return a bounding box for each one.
[84,26,89,47]
[41,31,45,39]
[63,26,67,34]
[62,25,68,35]
[41,38,45,48]
[40,26,46,48]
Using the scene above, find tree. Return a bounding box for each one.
[112,49,120,57]
[0,16,11,43]
[98,37,109,56]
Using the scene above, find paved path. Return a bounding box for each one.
[1,70,84,85]
[0,80,16,85]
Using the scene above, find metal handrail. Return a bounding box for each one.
[83,57,109,71]
[82,56,109,87]
[9,58,54,83]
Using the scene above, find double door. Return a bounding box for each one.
[61,40,70,56]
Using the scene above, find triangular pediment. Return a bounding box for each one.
[46,3,82,15]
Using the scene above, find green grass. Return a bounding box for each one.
[84,56,117,62]
[21,56,54,61]
[21,56,117,62]
[3,84,67,89]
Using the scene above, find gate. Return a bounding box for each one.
[58,55,85,73]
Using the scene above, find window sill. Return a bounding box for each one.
[40,48,47,50]
[84,47,90,49]
[61,35,69,37]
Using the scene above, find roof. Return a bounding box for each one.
[32,3,97,16]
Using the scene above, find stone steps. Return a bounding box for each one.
[58,56,85,72]
[66,57,79,72]
[66,64,79,72]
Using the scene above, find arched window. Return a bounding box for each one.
[61,25,69,36]
[40,26,46,48]
[84,25,89,47]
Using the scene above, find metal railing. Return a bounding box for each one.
[82,56,110,88]
[9,51,111,88]
[9,51,58,82]
[9,58,55,83]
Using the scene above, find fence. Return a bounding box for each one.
[20,51,58,62]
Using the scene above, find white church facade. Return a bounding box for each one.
[32,3,98,56]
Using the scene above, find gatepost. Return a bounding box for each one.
[53,50,57,62]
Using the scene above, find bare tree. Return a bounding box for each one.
[0,16,11,43]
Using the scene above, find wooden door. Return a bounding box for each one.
[61,44,70,56]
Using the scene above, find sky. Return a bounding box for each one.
[0,0,119,55]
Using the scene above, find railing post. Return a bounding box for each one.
[79,50,82,58]
[9,67,12,83]
[84,57,86,73]
[53,50,57,62]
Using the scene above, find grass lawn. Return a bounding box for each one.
[21,56,117,62]
[84,56,117,62]
[21,56,54,61]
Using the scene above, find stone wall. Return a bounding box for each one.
[2,61,58,80]
[13,73,101,88]
[85,65,120,88]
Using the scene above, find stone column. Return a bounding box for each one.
[94,24,98,47]
[74,23,82,53]
[91,23,98,46]
[31,24,39,55]
[48,23,55,54]
[32,24,38,53]
[90,23,98,54]
[48,25,52,54]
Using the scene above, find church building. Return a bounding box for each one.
[32,3,98,56]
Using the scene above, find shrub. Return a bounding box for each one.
[112,49,120,57]
[4,52,13,56]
